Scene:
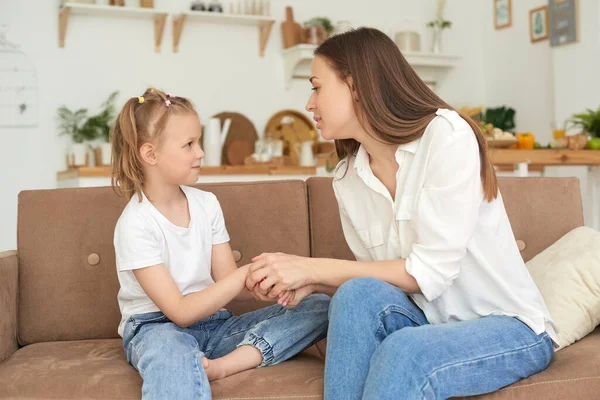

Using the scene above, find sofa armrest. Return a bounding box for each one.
[0,250,18,363]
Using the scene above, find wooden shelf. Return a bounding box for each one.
[281,44,459,89]
[58,2,169,52]
[172,11,275,55]
[282,44,318,89]
[489,149,600,166]
[57,165,316,180]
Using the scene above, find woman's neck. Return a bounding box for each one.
[359,134,398,170]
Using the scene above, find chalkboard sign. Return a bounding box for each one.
[548,0,578,46]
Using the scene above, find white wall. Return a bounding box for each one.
[484,0,599,142]
[552,0,599,128]
[483,0,554,143]
[483,0,599,226]
[0,0,483,251]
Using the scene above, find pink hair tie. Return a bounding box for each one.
[165,99,171,107]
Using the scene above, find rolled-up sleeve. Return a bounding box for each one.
[405,130,483,301]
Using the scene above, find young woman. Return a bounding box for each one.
[245,28,557,399]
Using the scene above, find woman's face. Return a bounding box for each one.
[305,56,362,141]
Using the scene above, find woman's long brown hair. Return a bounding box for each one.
[315,28,498,201]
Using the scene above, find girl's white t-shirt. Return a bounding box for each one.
[113,185,230,337]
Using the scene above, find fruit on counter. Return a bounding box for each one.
[568,133,589,150]
[534,142,542,149]
[491,127,514,140]
[588,138,600,150]
[516,132,535,149]
[554,133,592,150]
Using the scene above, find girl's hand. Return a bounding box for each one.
[278,285,314,308]
[245,253,315,299]
[277,290,295,307]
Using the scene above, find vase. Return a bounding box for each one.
[430,25,443,53]
[69,143,88,168]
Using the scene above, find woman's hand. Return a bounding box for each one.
[245,253,316,299]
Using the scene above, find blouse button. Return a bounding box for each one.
[516,240,526,251]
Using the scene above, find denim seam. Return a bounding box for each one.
[192,341,206,398]
[419,335,549,395]
[237,332,274,368]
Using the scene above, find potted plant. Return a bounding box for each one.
[568,106,600,137]
[88,91,119,165]
[57,91,118,167]
[567,106,600,150]
[303,17,333,44]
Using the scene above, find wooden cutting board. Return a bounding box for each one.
[281,6,303,48]
[211,112,258,166]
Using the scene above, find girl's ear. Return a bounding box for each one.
[140,142,157,166]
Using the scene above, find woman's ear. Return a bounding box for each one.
[140,142,157,166]
[347,76,359,102]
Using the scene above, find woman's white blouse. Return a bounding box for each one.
[332,108,558,345]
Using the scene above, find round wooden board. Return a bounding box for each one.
[211,112,258,166]
[264,109,318,164]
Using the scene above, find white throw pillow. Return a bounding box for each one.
[526,226,600,350]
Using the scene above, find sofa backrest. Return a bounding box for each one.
[16,176,584,345]
[17,181,310,345]
[306,176,584,263]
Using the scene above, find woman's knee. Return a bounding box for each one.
[330,278,403,321]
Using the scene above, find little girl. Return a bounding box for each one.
[111,88,330,399]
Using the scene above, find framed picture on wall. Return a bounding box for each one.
[494,0,512,29]
[530,5,549,42]
[549,0,578,46]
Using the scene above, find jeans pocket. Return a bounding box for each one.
[123,311,169,346]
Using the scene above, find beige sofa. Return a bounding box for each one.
[1,177,599,399]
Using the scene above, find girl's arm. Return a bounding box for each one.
[211,242,255,301]
[133,263,250,327]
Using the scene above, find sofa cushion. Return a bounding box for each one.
[458,327,600,399]
[17,181,311,345]
[0,339,325,399]
[1,330,599,399]
[525,226,600,350]
[306,177,584,263]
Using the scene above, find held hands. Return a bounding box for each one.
[243,253,315,308]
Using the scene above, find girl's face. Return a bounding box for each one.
[154,113,204,186]
[305,56,362,141]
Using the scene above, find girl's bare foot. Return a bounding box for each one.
[202,357,227,381]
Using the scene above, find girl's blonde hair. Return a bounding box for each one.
[111,88,197,201]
